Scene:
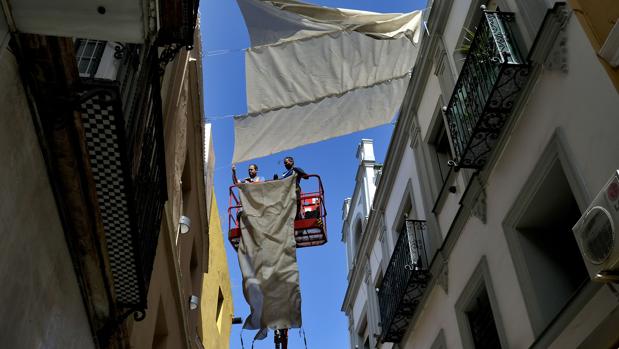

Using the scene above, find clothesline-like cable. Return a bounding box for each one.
[206,113,238,121]
[203,6,432,58]
[204,48,245,57]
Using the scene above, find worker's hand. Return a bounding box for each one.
[232,164,236,173]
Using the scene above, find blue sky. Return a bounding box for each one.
[200,1,425,347]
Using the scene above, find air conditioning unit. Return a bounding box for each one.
[572,170,619,282]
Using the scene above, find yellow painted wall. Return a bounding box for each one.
[200,192,234,349]
[570,0,619,92]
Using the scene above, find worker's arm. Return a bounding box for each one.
[232,164,239,184]
[294,167,309,179]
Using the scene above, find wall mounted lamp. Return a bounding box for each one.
[189,295,200,310]
[179,215,191,234]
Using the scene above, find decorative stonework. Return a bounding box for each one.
[546,29,568,73]
[472,187,487,224]
[436,257,449,294]
[410,117,421,149]
[365,265,372,284]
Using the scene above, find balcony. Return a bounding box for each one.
[77,47,167,310]
[378,220,430,343]
[444,11,530,169]
[158,0,200,47]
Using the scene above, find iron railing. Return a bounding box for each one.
[444,11,530,169]
[378,220,430,343]
[77,48,167,313]
[125,50,168,305]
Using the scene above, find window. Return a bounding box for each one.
[509,159,588,333]
[456,257,506,349]
[366,273,383,348]
[356,318,368,349]
[466,288,502,349]
[353,218,363,256]
[435,40,455,97]
[392,193,413,249]
[75,39,106,78]
[503,135,592,340]
[216,287,224,332]
[431,118,453,186]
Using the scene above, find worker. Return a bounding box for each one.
[278,156,308,219]
[232,163,265,184]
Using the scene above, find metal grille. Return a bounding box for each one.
[444,11,530,169]
[466,289,502,349]
[125,51,167,297]
[378,220,429,343]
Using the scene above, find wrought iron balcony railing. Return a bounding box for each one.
[444,11,530,169]
[378,220,430,343]
[77,48,167,314]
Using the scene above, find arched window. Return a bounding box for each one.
[353,218,364,255]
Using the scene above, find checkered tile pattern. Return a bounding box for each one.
[80,93,141,305]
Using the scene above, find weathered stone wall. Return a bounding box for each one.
[0,49,95,348]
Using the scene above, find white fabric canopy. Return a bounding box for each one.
[233,0,422,163]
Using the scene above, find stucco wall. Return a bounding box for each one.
[403,14,619,349]
[0,50,95,348]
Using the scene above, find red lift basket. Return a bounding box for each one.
[228,174,328,250]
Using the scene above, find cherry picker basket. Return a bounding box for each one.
[227,174,328,250]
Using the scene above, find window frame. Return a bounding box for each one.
[501,130,601,345]
[75,39,107,78]
[455,256,508,349]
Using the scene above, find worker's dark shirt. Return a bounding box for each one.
[282,167,307,181]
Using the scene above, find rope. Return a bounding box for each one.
[206,113,238,121]
[299,327,308,349]
[204,48,245,57]
[240,328,245,349]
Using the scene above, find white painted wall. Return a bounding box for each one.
[352,286,368,332]
[402,12,619,349]
[383,142,422,249]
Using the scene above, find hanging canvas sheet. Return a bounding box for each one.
[237,174,301,338]
[233,0,422,163]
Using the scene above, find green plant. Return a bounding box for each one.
[456,28,477,55]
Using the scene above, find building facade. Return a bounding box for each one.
[342,1,619,348]
[0,1,231,348]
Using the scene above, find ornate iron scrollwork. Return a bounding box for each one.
[114,43,127,59]
[378,220,430,343]
[158,43,195,75]
[444,10,530,170]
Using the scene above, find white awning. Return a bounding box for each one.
[233,0,422,163]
